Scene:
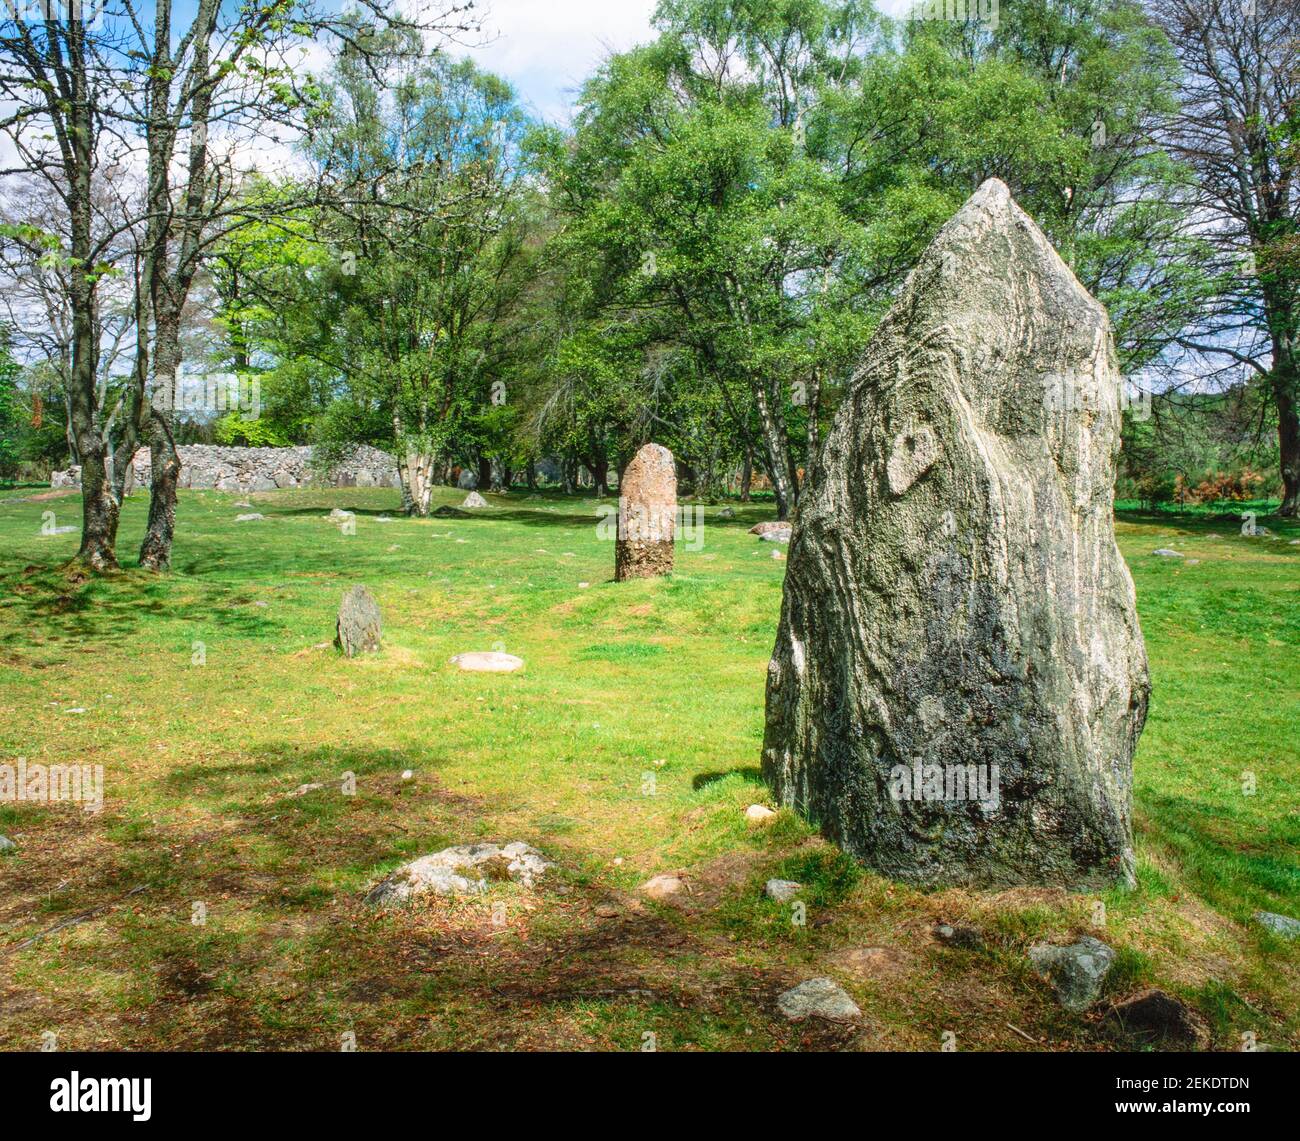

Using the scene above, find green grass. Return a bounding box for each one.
[0,483,1295,1051]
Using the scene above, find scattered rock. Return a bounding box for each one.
[1254,910,1300,939]
[235,513,265,523]
[450,651,524,673]
[1027,936,1115,1011]
[42,526,78,535]
[0,834,16,853]
[718,507,736,519]
[1106,988,1210,1049]
[776,978,861,1022]
[745,804,777,823]
[616,442,677,581]
[640,874,685,900]
[462,491,489,509]
[401,769,414,781]
[335,584,382,657]
[1152,548,1183,558]
[749,521,791,540]
[765,878,802,903]
[365,842,552,906]
[329,508,355,521]
[933,922,985,951]
[287,782,325,798]
[761,178,1149,891]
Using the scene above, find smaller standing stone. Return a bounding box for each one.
[1027,936,1115,1011]
[776,978,861,1022]
[462,491,489,509]
[616,443,676,581]
[336,585,382,657]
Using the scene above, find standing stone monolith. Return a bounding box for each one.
[615,443,676,581]
[762,179,1149,890]
[336,585,382,657]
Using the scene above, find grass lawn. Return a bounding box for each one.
[0,484,1296,1051]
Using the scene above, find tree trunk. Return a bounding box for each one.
[754,381,796,520]
[139,412,181,570]
[740,449,753,502]
[526,459,537,490]
[562,457,576,495]
[1270,357,1299,517]
[76,442,121,571]
[591,456,610,497]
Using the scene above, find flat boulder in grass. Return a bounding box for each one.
[336,585,382,657]
[750,521,792,542]
[450,651,524,673]
[365,842,552,906]
[776,978,861,1022]
[762,179,1149,891]
[1254,910,1300,939]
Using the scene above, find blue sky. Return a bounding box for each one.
[461,0,659,124]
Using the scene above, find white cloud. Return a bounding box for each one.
[461,0,659,123]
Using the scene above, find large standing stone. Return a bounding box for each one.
[336,585,382,657]
[615,443,676,581]
[762,179,1149,890]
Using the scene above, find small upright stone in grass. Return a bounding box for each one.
[776,978,861,1022]
[450,651,524,673]
[1027,936,1115,1011]
[1254,910,1300,939]
[616,442,677,581]
[336,584,382,657]
[462,491,489,509]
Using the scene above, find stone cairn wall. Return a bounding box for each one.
[52,445,399,494]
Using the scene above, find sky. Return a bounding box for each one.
[460,0,660,124]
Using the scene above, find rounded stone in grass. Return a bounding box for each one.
[450,651,524,673]
[765,878,801,903]
[336,585,382,658]
[0,834,16,854]
[776,978,861,1022]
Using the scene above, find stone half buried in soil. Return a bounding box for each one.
[364,842,552,906]
[762,178,1149,891]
